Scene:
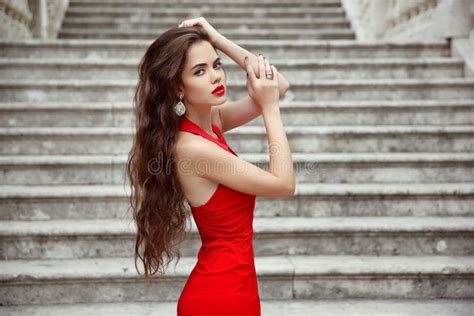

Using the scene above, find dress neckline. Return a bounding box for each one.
[181,115,220,141]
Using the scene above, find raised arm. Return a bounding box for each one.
[178,17,290,97]
[211,33,290,97]
[175,54,295,196]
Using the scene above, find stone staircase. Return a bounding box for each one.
[1,0,474,314]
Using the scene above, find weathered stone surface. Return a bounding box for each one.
[1,0,473,309]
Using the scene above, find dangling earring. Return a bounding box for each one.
[174,94,186,116]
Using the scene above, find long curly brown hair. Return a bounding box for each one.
[125,26,213,285]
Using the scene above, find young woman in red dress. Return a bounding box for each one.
[126,17,294,316]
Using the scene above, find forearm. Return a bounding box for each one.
[212,34,290,96]
[261,106,295,194]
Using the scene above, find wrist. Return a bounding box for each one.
[261,105,281,116]
[211,33,226,46]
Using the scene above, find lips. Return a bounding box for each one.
[212,85,224,94]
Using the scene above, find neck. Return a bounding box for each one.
[184,109,214,136]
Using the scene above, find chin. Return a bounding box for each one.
[212,97,227,106]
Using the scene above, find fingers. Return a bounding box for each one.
[245,54,276,82]
[179,16,207,26]
[263,57,272,79]
[244,56,255,81]
[178,19,195,27]
[270,64,278,82]
[258,54,265,79]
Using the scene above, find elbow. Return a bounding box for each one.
[288,183,296,197]
[283,182,295,197]
[275,180,295,197]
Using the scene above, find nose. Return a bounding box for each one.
[212,68,223,83]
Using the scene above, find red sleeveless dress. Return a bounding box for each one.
[176,115,261,316]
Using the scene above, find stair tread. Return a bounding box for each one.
[1,183,473,198]
[60,28,354,34]
[2,77,474,85]
[1,217,473,237]
[2,99,473,109]
[65,6,345,13]
[2,299,474,316]
[0,37,450,47]
[1,255,473,282]
[1,152,473,165]
[0,56,464,64]
[2,125,474,135]
[64,16,350,22]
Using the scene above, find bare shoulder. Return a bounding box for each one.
[174,136,294,198]
[173,132,216,167]
[173,134,219,206]
[173,131,197,158]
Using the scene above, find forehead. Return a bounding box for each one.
[185,41,218,69]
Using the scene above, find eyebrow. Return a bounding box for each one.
[191,57,221,71]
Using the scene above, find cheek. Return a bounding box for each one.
[189,77,209,92]
[184,78,212,103]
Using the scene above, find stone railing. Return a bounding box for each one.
[384,0,439,40]
[342,0,473,41]
[0,0,69,39]
[342,0,474,76]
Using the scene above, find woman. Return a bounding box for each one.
[126,17,295,316]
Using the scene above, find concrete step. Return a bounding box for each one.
[61,17,351,30]
[1,255,472,305]
[2,217,473,260]
[63,7,347,19]
[2,299,474,316]
[2,78,474,102]
[1,153,473,185]
[1,57,464,80]
[67,0,343,9]
[2,100,473,127]
[1,183,472,220]
[1,125,472,155]
[0,78,474,102]
[68,0,341,3]
[0,39,451,59]
[58,28,356,40]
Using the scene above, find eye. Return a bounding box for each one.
[195,62,223,76]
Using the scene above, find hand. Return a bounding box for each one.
[177,17,221,45]
[244,55,280,111]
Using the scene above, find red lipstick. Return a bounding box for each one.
[212,84,225,96]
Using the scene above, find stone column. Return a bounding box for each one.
[371,0,389,40]
[31,0,49,39]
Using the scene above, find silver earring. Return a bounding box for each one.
[174,94,186,116]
